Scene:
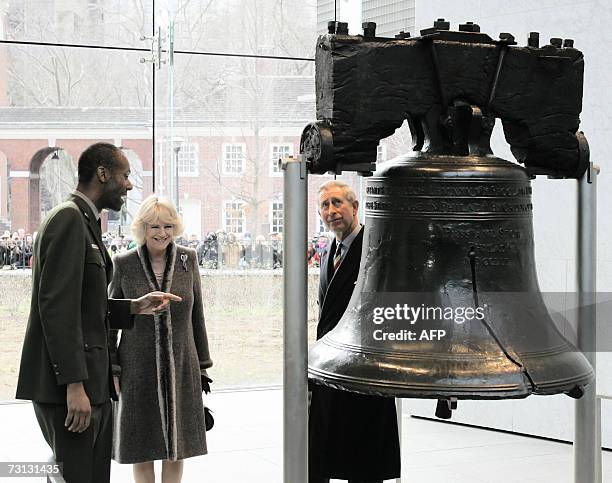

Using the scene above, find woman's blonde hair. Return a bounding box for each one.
[131,195,185,245]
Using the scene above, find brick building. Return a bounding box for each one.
[0,74,336,239]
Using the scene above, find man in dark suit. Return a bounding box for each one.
[16,142,181,483]
[309,180,401,483]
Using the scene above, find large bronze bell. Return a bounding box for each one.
[305,21,594,402]
[308,151,593,400]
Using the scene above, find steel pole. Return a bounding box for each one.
[396,398,402,483]
[574,163,600,483]
[282,155,308,483]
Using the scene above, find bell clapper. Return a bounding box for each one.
[435,398,458,419]
[566,385,585,399]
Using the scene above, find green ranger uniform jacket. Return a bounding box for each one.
[16,194,133,405]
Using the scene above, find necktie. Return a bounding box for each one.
[333,243,343,271]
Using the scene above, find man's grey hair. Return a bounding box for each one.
[317,180,357,203]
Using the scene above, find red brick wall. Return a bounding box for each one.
[0,151,7,220]
[11,177,30,232]
[122,139,152,170]
[2,139,48,170]
[1,135,363,238]
[55,139,113,162]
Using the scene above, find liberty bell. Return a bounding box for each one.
[301,21,593,404]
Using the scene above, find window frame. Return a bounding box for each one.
[376,143,387,164]
[269,199,284,234]
[317,212,327,234]
[222,200,246,234]
[221,142,247,176]
[269,143,293,177]
[176,141,200,177]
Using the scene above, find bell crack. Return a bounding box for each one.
[468,246,536,392]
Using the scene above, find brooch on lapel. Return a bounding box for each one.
[180,253,188,271]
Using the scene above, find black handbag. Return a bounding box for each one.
[204,406,214,431]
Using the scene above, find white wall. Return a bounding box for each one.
[405,0,612,443]
[414,1,612,288]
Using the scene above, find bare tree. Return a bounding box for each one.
[3,0,317,236]
[183,0,315,235]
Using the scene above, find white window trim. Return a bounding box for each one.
[377,143,388,163]
[269,200,284,234]
[269,143,294,177]
[177,142,200,178]
[9,171,30,178]
[222,200,246,234]
[221,142,247,176]
[317,214,326,234]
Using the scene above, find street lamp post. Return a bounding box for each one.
[173,143,181,212]
[170,136,184,212]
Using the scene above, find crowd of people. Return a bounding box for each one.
[1,227,331,271]
[0,230,34,268]
[101,231,286,269]
[100,230,333,270]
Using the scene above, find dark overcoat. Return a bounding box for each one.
[110,244,212,464]
[16,194,133,405]
[309,226,401,480]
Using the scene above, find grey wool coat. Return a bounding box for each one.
[109,243,212,464]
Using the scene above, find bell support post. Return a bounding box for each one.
[575,159,601,483]
[282,155,308,483]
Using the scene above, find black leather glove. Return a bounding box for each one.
[201,374,213,394]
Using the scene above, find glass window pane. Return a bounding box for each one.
[270,200,283,233]
[154,54,314,236]
[0,0,153,49]
[362,0,416,38]
[170,0,317,58]
[155,54,314,388]
[270,143,293,176]
[0,45,152,401]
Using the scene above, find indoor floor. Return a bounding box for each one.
[1,388,611,483]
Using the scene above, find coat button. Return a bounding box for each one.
[52,363,58,368]
[84,343,89,349]
[54,371,60,375]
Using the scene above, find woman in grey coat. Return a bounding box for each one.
[110,195,212,483]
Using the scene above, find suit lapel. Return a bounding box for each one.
[320,227,364,316]
[328,228,363,293]
[318,242,331,307]
[320,240,335,295]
